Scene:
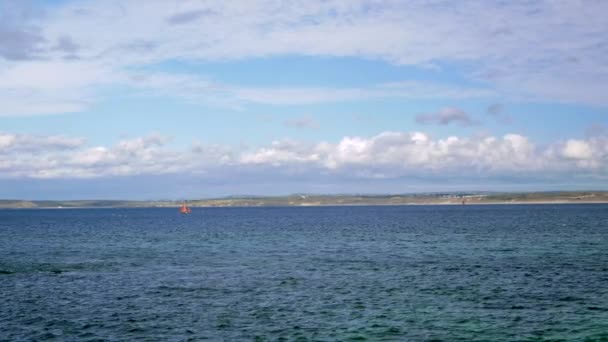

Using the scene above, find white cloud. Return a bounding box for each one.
[0,61,493,116]
[0,60,116,116]
[0,131,607,184]
[0,60,113,90]
[562,139,593,160]
[52,0,606,106]
[0,97,88,117]
[0,0,606,116]
[240,132,547,176]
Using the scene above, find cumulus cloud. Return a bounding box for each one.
[1,131,607,185]
[415,107,475,126]
[562,139,593,160]
[239,132,545,177]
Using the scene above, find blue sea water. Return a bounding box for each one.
[1,205,608,341]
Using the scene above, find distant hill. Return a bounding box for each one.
[1,191,607,208]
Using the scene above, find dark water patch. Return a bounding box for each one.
[559,296,584,302]
[587,306,608,311]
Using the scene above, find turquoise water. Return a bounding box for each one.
[1,205,608,341]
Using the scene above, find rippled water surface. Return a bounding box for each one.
[1,205,608,341]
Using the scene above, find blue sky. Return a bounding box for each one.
[0,0,607,199]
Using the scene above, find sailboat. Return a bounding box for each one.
[179,202,192,214]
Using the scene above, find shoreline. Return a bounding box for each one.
[2,201,608,209]
[2,192,608,209]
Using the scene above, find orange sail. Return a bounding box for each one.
[179,203,192,214]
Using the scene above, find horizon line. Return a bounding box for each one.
[2,189,608,202]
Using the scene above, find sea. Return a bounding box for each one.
[1,205,607,341]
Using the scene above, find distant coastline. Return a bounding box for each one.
[1,191,608,208]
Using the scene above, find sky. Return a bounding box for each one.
[1,0,608,199]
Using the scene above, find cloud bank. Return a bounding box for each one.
[1,131,607,189]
